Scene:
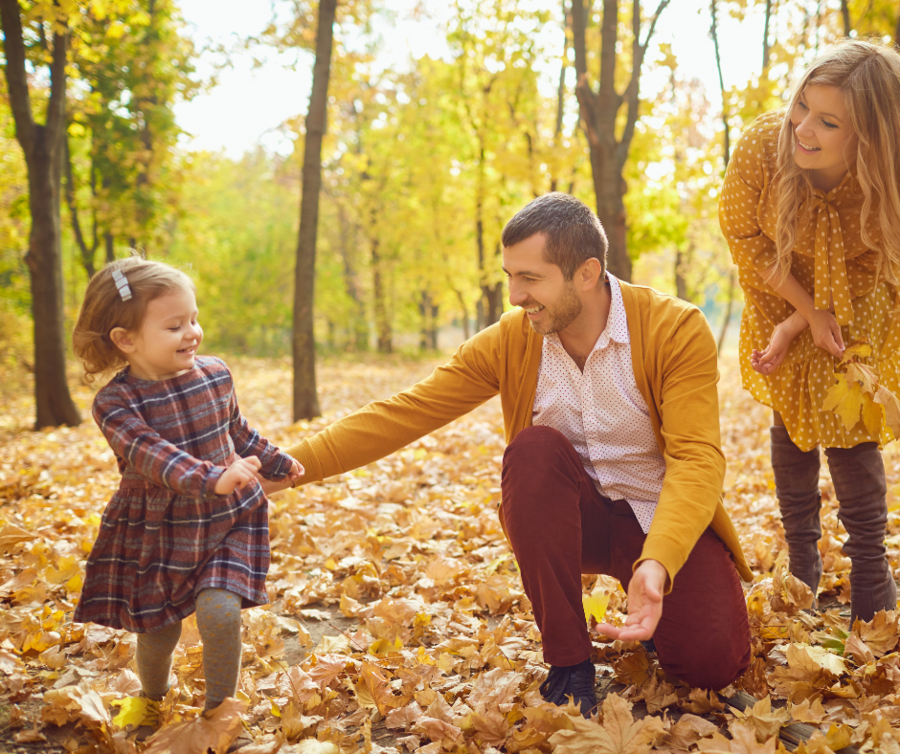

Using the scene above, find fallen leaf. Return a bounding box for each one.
[143,697,245,754]
[548,693,664,754]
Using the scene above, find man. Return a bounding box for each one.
[280,193,752,715]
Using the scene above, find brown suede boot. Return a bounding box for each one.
[825,442,898,623]
[771,426,823,597]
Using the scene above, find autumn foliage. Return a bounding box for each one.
[1,354,899,753]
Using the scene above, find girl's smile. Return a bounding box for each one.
[113,286,203,381]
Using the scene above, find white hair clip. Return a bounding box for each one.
[111,270,133,301]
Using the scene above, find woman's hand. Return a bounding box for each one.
[806,309,845,360]
[751,311,808,375]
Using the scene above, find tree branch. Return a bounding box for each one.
[45,26,69,156]
[65,138,98,278]
[0,0,36,159]
[617,0,670,168]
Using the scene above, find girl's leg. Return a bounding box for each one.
[136,621,182,699]
[196,588,243,711]
[825,442,898,623]
[771,413,823,596]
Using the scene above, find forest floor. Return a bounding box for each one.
[0,352,899,754]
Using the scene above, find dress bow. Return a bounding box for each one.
[809,193,853,326]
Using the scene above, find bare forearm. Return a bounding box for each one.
[761,265,817,320]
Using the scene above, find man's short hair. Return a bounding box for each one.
[501,192,608,280]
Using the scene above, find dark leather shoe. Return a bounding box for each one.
[539,658,597,717]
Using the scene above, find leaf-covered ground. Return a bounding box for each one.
[0,353,899,754]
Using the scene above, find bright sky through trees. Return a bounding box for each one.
[175,0,764,157]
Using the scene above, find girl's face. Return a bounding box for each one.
[113,286,203,381]
[790,83,859,192]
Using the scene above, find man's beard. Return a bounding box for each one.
[527,281,582,335]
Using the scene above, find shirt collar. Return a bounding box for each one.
[544,272,629,352]
[600,273,629,347]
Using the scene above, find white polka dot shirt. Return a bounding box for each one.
[532,275,665,533]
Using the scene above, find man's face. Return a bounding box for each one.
[502,233,582,336]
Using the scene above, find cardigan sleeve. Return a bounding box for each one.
[93,390,225,499]
[285,323,504,484]
[635,307,727,590]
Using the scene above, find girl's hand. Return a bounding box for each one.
[215,456,263,495]
[806,309,845,360]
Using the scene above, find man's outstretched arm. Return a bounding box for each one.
[283,324,504,486]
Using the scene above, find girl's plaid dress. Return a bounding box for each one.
[73,356,294,633]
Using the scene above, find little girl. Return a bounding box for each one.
[71,257,303,742]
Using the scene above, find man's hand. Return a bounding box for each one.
[255,459,305,496]
[594,559,667,642]
[214,456,263,495]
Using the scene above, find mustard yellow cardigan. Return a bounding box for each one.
[286,281,753,588]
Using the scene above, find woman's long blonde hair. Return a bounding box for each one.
[775,39,900,284]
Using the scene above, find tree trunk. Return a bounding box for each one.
[419,291,439,351]
[453,289,471,341]
[0,0,81,428]
[337,204,369,350]
[840,0,851,35]
[133,0,159,252]
[675,248,687,301]
[710,0,731,167]
[717,268,736,353]
[571,0,670,282]
[371,240,392,354]
[292,0,336,421]
[711,0,736,347]
[550,0,569,193]
[895,2,900,45]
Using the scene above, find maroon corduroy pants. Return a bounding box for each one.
[501,425,751,689]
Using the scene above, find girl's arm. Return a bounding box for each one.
[226,382,297,481]
[95,394,225,498]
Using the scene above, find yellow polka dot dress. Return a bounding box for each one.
[719,110,900,451]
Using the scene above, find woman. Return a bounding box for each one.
[719,39,900,623]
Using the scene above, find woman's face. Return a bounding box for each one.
[790,83,859,192]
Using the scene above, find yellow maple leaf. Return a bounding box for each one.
[874,385,900,436]
[861,397,884,436]
[820,373,865,430]
[845,361,878,394]
[111,696,154,729]
[548,693,664,753]
[143,697,244,754]
[582,592,610,625]
[840,338,873,362]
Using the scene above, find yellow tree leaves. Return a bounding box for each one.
[5,356,900,752]
[821,338,900,436]
[548,694,665,754]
